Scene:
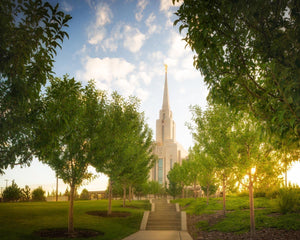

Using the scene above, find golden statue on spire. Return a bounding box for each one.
[164,64,168,73]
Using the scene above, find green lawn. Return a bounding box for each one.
[172,195,300,233]
[0,200,150,240]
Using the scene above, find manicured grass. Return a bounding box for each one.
[172,195,300,233]
[0,200,150,240]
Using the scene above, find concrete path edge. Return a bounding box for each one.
[140,211,149,230]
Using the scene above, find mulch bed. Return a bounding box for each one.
[35,228,103,238]
[187,213,300,240]
[86,211,131,217]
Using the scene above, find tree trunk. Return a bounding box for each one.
[181,184,184,198]
[123,185,126,208]
[56,175,58,202]
[129,185,132,202]
[249,172,255,239]
[222,174,226,216]
[68,184,75,234]
[194,180,197,199]
[206,184,210,205]
[108,179,112,215]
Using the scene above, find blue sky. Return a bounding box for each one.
[1,0,299,194]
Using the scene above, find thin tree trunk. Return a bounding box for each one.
[206,184,210,205]
[194,180,197,199]
[56,175,58,202]
[249,172,255,239]
[108,179,112,215]
[129,185,132,202]
[68,184,75,234]
[222,174,226,216]
[123,185,126,208]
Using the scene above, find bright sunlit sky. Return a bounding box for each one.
[1,0,299,194]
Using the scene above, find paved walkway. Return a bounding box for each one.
[122,199,193,240]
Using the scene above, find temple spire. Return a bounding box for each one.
[162,64,170,110]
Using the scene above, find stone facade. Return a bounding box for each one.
[149,66,188,185]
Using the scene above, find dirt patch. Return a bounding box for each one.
[187,213,300,240]
[86,211,131,217]
[35,228,103,238]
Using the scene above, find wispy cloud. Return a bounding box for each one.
[123,25,146,53]
[61,1,73,12]
[135,0,149,21]
[145,13,160,34]
[95,2,113,27]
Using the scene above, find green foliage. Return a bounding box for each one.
[80,189,90,200]
[173,0,299,145]
[0,0,71,172]
[31,186,46,201]
[2,181,21,202]
[20,185,31,201]
[277,186,300,214]
[167,179,182,199]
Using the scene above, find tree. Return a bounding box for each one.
[91,92,155,212]
[32,186,45,201]
[167,178,182,199]
[167,162,188,198]
[189,104,237,214]
[21,185,31,201]
[2,180,21,202]
[80,189,90,200]
[173,0,299,147]
[0,0,71,173]
[35,76,103,234]
[231,113,274,238]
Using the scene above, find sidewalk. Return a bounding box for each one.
[122,199,193,240]
[122,230,193,240]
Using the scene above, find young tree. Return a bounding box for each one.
[32,186,46,201]
[232,113,274,238]
[167,162,188,198]
[35,76,104,234]
[2,180,21,202]
[0,0,71,173]
[91,93,155,212]
[80,189,90,200]
[173,0,299,146]
[189,104,237,214]
[21,185,31,201]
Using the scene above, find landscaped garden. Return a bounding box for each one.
[173,192,300,239]
[0,200,150,240]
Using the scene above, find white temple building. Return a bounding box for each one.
[149,65,188,185]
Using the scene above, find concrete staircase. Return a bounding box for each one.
[146,199,181,230]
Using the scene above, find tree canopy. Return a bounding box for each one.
[0,0,71,173]
[173,0,299,146]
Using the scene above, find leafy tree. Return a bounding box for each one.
[80,188,90,200]
[0,0,71,173]
[2,180,21,202]
[167,162,188,198]
[91,93,155,212]
[32,186,45,201]
[231,113,274,237]
[189,104,237,214]
[35,76,103,234]
[21,185,31,201]
[173,0,299,147]
[167,178,182,199]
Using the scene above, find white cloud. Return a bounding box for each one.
[135,0,148,21]
[88,28,106,45]
[77,57,135,90]
[95,3,113,27]
[123,25,146,53]
[61,1,72,12]
[136,88,149,101]
[145,13,160,34]
[160,0,182,12]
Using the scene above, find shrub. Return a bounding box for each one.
[2,181,21,202]
[32,187,46,201]
[80,188,90,200]
[254,190,266,198]
[277,185,299,214]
